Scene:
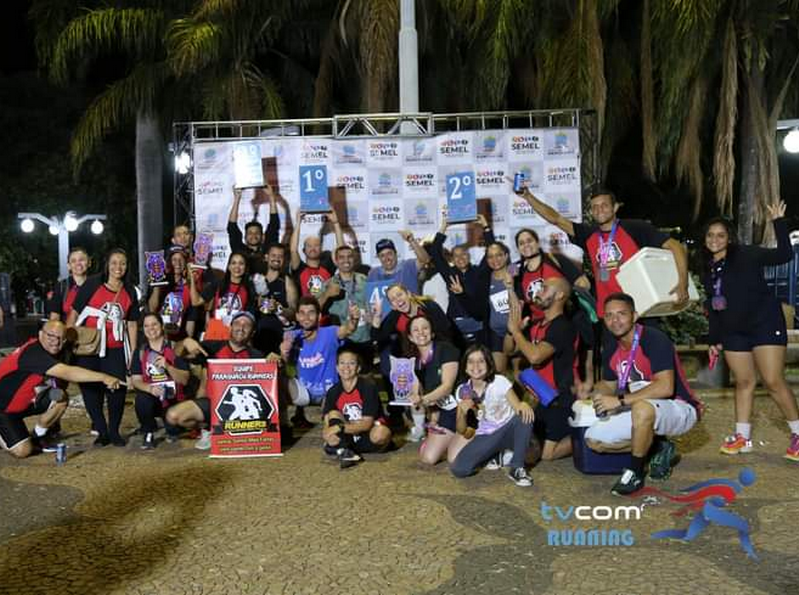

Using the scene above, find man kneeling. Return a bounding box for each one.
[587,293,703,496]
[322,347,392,469]
[0,321,121,458]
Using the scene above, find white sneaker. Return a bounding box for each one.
[485,456,502,471]
[408,425,426,442]
[194,429,211,450]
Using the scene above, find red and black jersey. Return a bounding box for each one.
[130,342,189,402]
[603,325,703,416]
[0,339,59,414]
[46,277,83,321]
[322,377,384,422]
[571,219,669,317]
[202,280,253,315]
[519,260,566,320]
[72,276,140,349]
[294,261,335,299]
[528,315,576,399]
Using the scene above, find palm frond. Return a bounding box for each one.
[713,16,738,216]
[674,75,707,222]
[167,18,222,75]
[70,62,168,173]
[49,7,166,84]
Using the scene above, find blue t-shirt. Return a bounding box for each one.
[367,258,419,293]
[294,326,341,400]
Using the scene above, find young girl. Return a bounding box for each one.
[449,344,535,487]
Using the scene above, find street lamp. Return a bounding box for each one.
[778,119,799,153]
[18,212,107,279]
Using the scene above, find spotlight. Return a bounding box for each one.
[175,151,192,174]
[48,224,59,236]
[90,219,104,235]
[20,218,34,233]
[64,212,79,232]
[784,129,799,153]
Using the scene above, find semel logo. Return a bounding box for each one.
[215,384,274,434]
[482,136,497,152]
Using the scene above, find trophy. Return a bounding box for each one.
[145,251,168,286]
[193,230,214,269]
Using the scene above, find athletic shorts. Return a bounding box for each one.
[721,304,787,351]
[351,429,387,454]
[533,396,572,442]
[0,399,49,450]
[195,397,211,425]
[583,398,698,445]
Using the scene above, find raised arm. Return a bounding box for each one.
[515,184,575,236]
[400,230,431,268]
[289,210,304,271]
[264,185,280,245]
[327,209,345,249]
[227,187,246,252]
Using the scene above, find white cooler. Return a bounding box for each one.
[615,247,699,317]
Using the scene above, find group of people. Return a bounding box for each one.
[1,180,798,497]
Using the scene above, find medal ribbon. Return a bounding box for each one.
[617,324,642,395]
[598,220,619,273]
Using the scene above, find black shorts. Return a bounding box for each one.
[195,397,211,425]
[0,400,49,450]
[533,396,572,443]
[722,304,788,351]
[351,430,387,454]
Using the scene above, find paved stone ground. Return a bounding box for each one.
[1,393,798,595]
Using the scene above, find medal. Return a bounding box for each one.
[599,267,609,282]
[597,220,618,284]
[711,295,727,311]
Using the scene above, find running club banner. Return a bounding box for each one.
[207,359,281,458]
[193,129,583,268]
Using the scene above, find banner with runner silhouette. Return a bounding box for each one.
[207,359,281,457]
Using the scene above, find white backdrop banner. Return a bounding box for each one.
[193,129,583,269]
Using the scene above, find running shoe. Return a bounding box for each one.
[485,456,501,471]
[719,433,753,455]
[611,468,644,496]
[34,436,59,453]
[141,432,156,450]
[408,425,426,442]
[339,448,363,469]
[507,467,533,487]
[649,439,677,481]
[785,433,799,462]
[291,410,314,430]
[195,429,212,450]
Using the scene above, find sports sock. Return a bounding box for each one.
[34,425,48,438]
[630,455,645,476]
[735,422,752,440]
[787,419,799,435]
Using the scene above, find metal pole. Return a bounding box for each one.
[57,222,69,280]
[399,0,419,134]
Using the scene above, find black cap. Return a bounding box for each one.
[375,239,396,255]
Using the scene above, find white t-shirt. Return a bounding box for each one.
[455,375,515,436]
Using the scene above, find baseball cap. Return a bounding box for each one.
[375,239,396,254]
[230,311,256,325]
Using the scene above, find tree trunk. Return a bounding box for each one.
[135,110,164,291]
[737,66,764,245]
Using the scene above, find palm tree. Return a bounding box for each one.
[642,0,799,242]
[31,0,195,288]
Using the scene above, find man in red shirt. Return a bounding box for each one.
[0,321,122,458]
[516,186,689,317]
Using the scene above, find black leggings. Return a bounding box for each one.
[76,348,128,439]
[134,392,180,435]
